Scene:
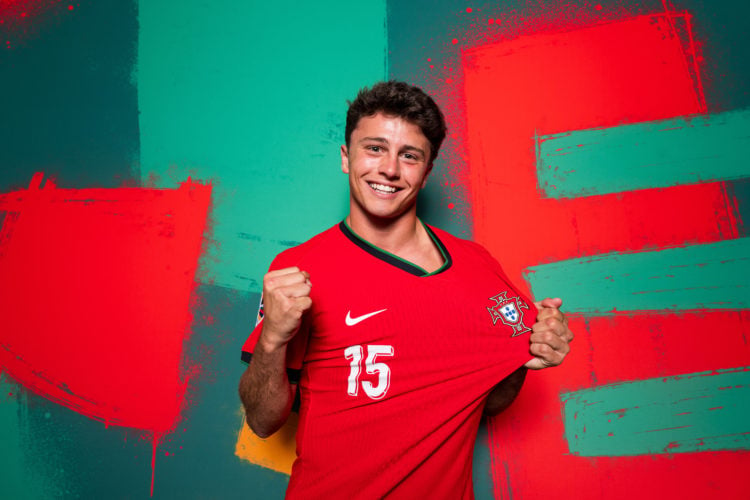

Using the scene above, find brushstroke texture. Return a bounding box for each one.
[137,1,387,293]
[462,12,725,291]
[526,238,750,313]
[461,9,747,500]
[0,174,211,433]
[561,366,750,455]
[537,109,750,199]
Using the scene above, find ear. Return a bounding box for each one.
[420,162,434,189]
[341,145,350,174]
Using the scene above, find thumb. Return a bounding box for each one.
[524,357,551,370]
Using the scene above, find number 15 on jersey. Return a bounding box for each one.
[344,345,394,400]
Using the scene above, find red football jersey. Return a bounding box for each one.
[242,222,536,499]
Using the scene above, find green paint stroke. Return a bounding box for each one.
[561,366,750,456]
[138,0,387,292]
[526,238,750,314]
[536,108,750,199]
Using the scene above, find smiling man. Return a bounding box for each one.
[239,81,573,499]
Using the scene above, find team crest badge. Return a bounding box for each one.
[487,291,531,336]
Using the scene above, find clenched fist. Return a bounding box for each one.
[259,266,313,351]
[524,297,574,370]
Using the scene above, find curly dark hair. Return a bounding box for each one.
[345,81,447,164]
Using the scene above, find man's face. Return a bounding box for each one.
[341,112,432,222]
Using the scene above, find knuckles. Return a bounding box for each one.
[530,343,565,366]
[531,331,555,345]
[533,343,554,356]
[537,308,562,321]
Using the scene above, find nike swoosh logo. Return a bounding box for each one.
[345,309,387,326]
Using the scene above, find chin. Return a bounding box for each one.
[364,204,412,222]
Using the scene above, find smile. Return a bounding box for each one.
[368,182,400,194]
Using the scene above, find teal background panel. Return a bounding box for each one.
[154,286,290,498]
[0,0,140,191]
[536,109,750,199]
[729,178,750,237]
[0,373,59,500]
[527,238,750,314]
[137,0,387,293]
[561,367,750,456]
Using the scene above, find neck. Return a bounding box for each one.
[346,206,445,274]
[346,209,421,255]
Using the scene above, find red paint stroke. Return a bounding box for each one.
[488,312,750,500]
[456,10,748,500]
[462,12,725,287]
[0,173,212,434]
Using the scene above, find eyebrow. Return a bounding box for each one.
[358,136,388,144]
[358,137,427,157]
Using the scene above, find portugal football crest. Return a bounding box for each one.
[487,291,531,336]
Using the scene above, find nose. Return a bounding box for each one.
[379,152,400,180]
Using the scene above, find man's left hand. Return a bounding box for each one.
[524,297,573,370]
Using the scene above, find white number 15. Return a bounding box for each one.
[344,344,394,400]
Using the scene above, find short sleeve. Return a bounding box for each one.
[466,240,539,321]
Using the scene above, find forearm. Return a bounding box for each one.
[238,338,295,438]
[484,366,527,416]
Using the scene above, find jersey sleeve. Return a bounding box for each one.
[239,253,310,385]
[463,239,541,372]
[467,239,539,314]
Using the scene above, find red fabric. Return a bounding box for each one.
[243,223,535,498]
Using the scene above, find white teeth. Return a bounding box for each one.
[369,183,397,193]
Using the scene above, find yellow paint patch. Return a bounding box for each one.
[235,411,298,475]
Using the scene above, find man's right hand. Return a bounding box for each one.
[259,266,313,350]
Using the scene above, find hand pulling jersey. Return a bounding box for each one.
[242,221,536,499]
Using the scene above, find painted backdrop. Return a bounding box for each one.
[1,0,748,498]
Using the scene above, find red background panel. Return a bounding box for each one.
[461,12,746,499]
[462,13,734,285]
[0,175,211,433]
[487,313,749,500]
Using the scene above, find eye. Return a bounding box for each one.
[366,145,383,153]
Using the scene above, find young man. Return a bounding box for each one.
[239,81,573,498]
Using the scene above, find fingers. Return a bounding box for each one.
[534,297,562,310]
[280,282,313,299]
[533,315,573,342]
[265,267,311,289]
[536,306,566,325]
[293,295,313,311]
[526,311,574,370]
[533,297,571,339]
[525,336,567,370]
[260,267,313,347]
[529,328,569,354]
[264,267,312,307]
